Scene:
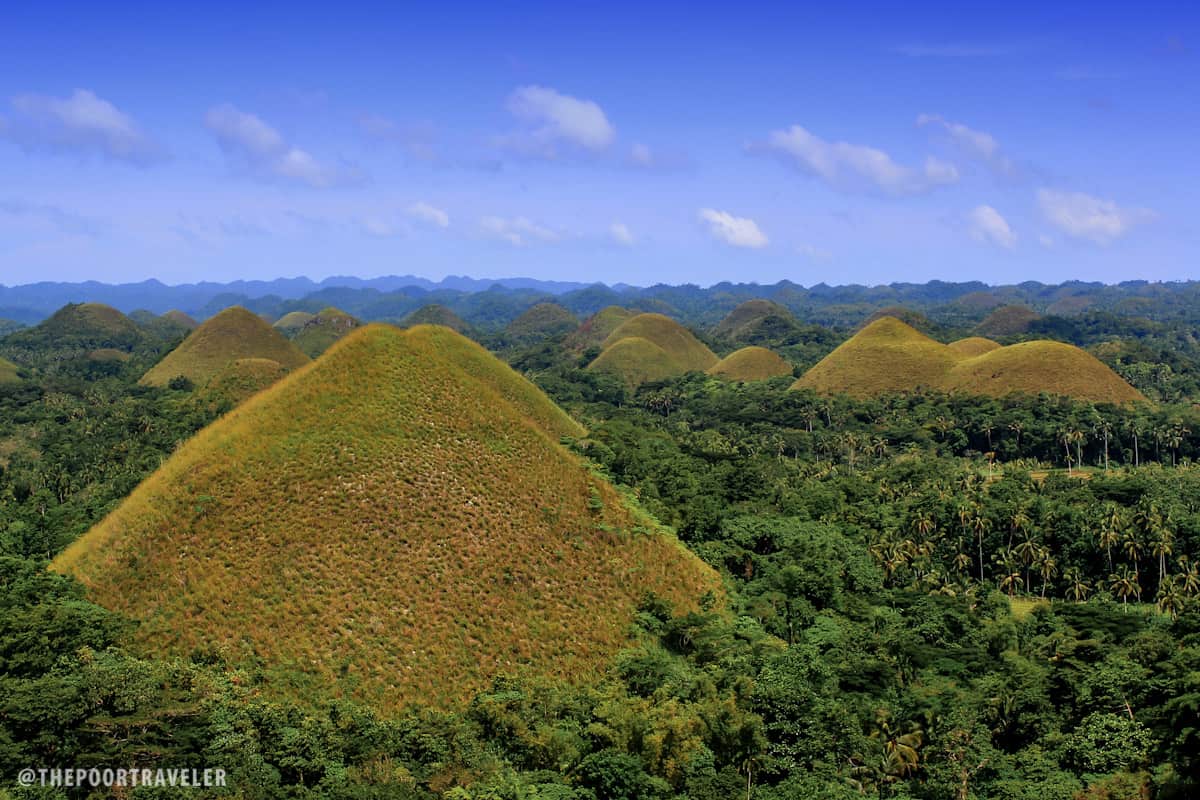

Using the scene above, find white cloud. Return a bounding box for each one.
[609,221,634,246]
[1,89,162,164]
[360,217,397,237]
[698,208,768,249]
[752,124,957,195]
[407,202,449,228]
[1037,188,1154,244]
[968,205,1016,249]
[480,215,559,246]
[917,113,1015,176]
[204,104,354,188]
[503,85,615,157]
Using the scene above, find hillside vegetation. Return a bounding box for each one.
[54,323,718,712]
[706,346,793,381]
[162,309,199,330]
[976,304,1041,336]
[195,357,290,407]
[292,307,362,357]
[0,356,21,383]
[273,310,315,335]
[587,336,685,386]
[402,303,473,334]
[0,302,144,366]
[505,302,579,343]
[564,305,637,351]
[139,306,311,387]
[794,316,1145,403]
[713,299,796,341]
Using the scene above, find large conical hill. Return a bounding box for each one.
[53,323,717,711]
[505,303,579,343]
[945,342,1146,403]
[707,347,793,381]
[565,306,638,351]
[587,336,685,387]
[793,317,958,396]
[975,305,1040,337]
[713,299,796,341]
[139,306,311,387]
[402,303,472,334]
[292,307,362,357]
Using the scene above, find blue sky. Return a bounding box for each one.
[0,1,1196,286]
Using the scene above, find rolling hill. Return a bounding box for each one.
[273,310,316,336]
[793,316,1145,403]
[162,310,199,330]
[195,357,290,407]
[292,307,362,357]
[975,305,1040,337]
[587,337,685,386]
[713,299,797,341]
[601,313,718,372]
[0,302,144,366]
[139,306,311,387]
[706,346,794,381]
[565,306,637,351]
[505,302,579,343]
[54,323,719,712]
[402,303,472,334]
[948,337,1002,357]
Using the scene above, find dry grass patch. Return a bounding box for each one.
[601,313,717,372]
[587,337,685,387]
[947,337,1002,357]
[566,306,638,351]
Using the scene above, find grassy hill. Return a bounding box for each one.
[945,341,1147,403]
[53,323,718,712]
[162,310,199,330]
[948,337,1002,357]
[273,310,316,336]
[402,304,472,334]
[863,306,934,333]
[0,302,149,372]
[794,317,959,396]
[794,316,1145,403]
[139,306,311,387]
[602,313,718,372]
[713,299,796,341]
[975,305,1040,337]
[565,306,637,351]
[505,302,579,343]
[707,346,793,381]
[587,336,685,387]
[292,307,362,357]
[195,357,290,407]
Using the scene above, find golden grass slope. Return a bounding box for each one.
[0,356,21,383]
[707,347,793,381]
[54,324,717,712]
[946,341,1146,403]
[713,299,795,339]
[273,310,316,335]
[139,306,311,387]
[195,357,289,407]
[602,313,718,372]
[793,317,1145,403]
[292,307,362,357]
[948,337,1002,357]
[587,337,686,387]
[794,317,960,396]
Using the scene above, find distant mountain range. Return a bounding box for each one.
[1,275,1196,330]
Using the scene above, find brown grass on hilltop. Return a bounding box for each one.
[53,323,718,712]
[195,357,289,407]
[139,306,311,387]
[587,336,685,387]
[601,313,718,372]
[947,337,1002,357]
[793,316,1145,404]
[707,346,793,381]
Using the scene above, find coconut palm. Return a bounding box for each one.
[1037,549,1058,599]
[1156,579,1186,620]
[1064,567,1091,602]
[1109,566,1141,612]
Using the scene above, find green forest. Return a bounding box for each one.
[2,287,1200,800]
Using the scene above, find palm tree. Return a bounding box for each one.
[1156,579,1186,620]
[1064,567,1091,602]
[996,551,1023,598]
[1123,418,1142,467]
[1109,566,1141,612]
[1014,537,1041,594]
[1177,555,1200,598]
[1096,503,1122,571]
[1008,420,1025,449]
[1093,416,1113,470]
[971,513,992,583]
[1037,548,1058,599]
[1150,523,1175,595]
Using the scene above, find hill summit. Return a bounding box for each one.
[793,316,1145,403]
[589,313,718,386]
[505,302,579,343]
[713,299,797,341]
[55,324,718,712]
[292,307,362,357]
[139,306,311,387]
[707,346,793,381]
